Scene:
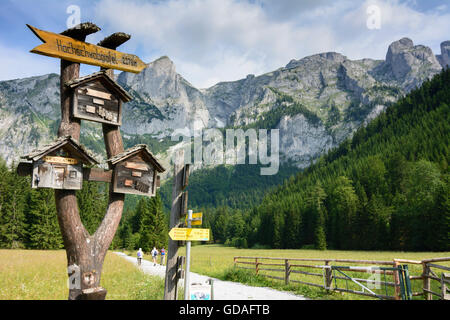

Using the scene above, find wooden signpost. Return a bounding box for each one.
[27,25,147,73]
[21,22,161,300]
[164,150,190,300]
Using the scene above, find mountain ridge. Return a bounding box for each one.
[0,38,448,175]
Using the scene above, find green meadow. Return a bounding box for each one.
[0,249,165,300]
[1,247,448,300]
[128,244,450,300]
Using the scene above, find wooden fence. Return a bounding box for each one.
[421,257,450,300]
[233,256,450,300]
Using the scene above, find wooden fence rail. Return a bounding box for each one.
[233,256,450,300]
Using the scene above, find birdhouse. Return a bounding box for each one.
[19,136,98,190]
[66,70,132,126]
[107,144,165,196]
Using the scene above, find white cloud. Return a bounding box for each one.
[92,0,449,88]
[0,42,59,81]
[2,0,449,86]
[94,0,347,87]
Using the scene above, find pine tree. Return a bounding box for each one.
[404,160,444,250]
[305,183,327,250]
[0,162,29,248]
[328,176,358,249]
[77,181,107,235]
[26,189,63,250]
[136,198,152,252]
[149,192,168,249]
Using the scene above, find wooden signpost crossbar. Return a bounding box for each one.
[27,25,146,73]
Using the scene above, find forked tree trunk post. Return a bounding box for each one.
[55,24,129,300]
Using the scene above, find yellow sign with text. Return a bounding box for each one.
[185,212,203,226]
[43,156,78,165]
[27,24,146,73]
[169,228,210,241]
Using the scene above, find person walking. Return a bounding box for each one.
[137,248,143,266]
[160,247,166,265]
[151,247,158,266]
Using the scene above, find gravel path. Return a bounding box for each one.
[114,252,307,300]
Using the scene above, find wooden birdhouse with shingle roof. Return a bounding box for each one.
[107,144,165,197]
[19,136,98,190]
[66,70,132,126]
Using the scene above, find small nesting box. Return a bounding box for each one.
[20,136,98,190]
[66,71,132,126]
[108,145,165,197]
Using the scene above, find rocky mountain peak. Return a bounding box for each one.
[286,52,346,69]
[149,55,176,74]
[0,38,446,170]
[437,41,450,68]
[117,55,187,102]
[384,37,441,82]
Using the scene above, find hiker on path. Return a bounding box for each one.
[137,248,143,266]
[160,248,166,265]
[151,247,158,266]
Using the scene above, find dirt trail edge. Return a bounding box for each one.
[114,252,307,300]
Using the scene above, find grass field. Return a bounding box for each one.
[1,247,449,300]
[130,244,450,300]
[0,250,165,300]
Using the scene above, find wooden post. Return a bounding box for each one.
[255,258,259,275]
[54,23,109,301]
[325,260,332,291]
[54,24,133,300]
[175,256,186,300]
[423,262,431,300]
[441,273,450,300]
[393,260,401,300]
[164,149,185,300]
[285,259,290,285]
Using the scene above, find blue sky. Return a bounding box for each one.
[0,0,449,88]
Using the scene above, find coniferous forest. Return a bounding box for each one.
[0,165,168,251]
[0,69,448,252]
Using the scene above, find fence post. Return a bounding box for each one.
[255,258,259,275]
[393,260,401,300]
[441,273,450,300]
[285,259,290,285]
[325,260,332,291]
[423,262,431,300]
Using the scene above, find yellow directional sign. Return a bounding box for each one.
[185,212,202,226]
[169,228,210,241]
[27,24,147,73]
